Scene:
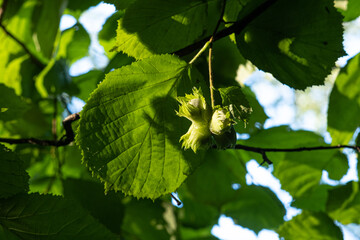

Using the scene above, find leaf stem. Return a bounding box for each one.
[208,40,215,109]
[207,0,227,109]
[188,39,211,65]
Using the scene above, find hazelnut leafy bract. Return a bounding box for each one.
[176,88,212,153]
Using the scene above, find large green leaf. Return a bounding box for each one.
[113,0,221,59]
[0,193,118,240]
[291,184,333,212]
[63,179,124,234]
[222,185,285,233]
[0,144,29,198]
[236,0,345,89]
[328,53,360,145]
[76,54,202,199]
[278,211,343,240]
[327,181,360,225]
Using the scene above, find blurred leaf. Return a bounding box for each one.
[2,0,66,61]
[274,150,346,199]
[219,86,252,123]
[76,54,203,199]
[0,193,118,240]
[26,152,62,195]
[63,178,124,234]
[236,0,345,89]
[58,24,90,64]
[212,37,246,87]
[0,29,42,99]
[4,105,51,138]
[122,199,171,240]
[99,11,123,58]
[72,70,102,101]
[59,145,91,179]
[0,144,29,198]
[236,126,348,198]
[36,59,78,97]
[292,184,333,212]
[224,0,250,23]
[0,225,20,240]
[114,0,221,59]
[340,0,360,22]
[0,84,30,122]
[327,181,360,225]
[328,53,360,145]
[278,211,343,240]
[178,196,219,229]
[324,151,349,181]
[180,226,219,240]
[186,150,247,207]
[222,185,285,233]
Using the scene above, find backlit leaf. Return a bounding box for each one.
[328,53,360,145]
[113,0,221,59]
[76,54,203,199]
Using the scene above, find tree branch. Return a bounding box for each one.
[174,0,278,57]
[231,144,360,165]
[0,113,80,147]
[0,0,46,68]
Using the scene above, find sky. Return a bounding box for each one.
[60,3,360,240]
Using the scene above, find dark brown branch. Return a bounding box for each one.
[0,113,80,147]
[174,0,278,57]
[0,0,46,68]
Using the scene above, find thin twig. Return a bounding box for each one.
[0,113,80,147]
[174,0,278,57]
[208,42,215,109]
[234,144,360,153]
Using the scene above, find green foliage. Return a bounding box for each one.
[113,0,221,59]
[222,186,286,233]
[328,53,360,144]
[278,211,343,240]
[236,0,345,89]
[0,193,118,240]
[0,0,359,239]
